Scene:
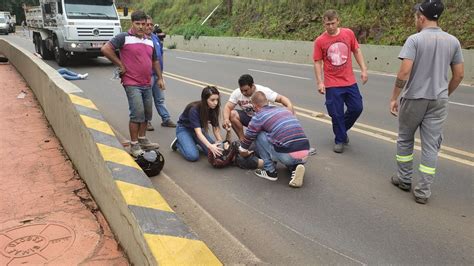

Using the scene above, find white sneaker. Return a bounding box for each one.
[130,143,144,157]
[81,73,89,79]
[289,164,305,188]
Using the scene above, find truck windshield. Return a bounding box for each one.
[0,18,5,23]
[65,0,118,20]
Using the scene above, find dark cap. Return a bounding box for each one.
[415,0,444,20]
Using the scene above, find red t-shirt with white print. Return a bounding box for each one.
[313,28,359,88]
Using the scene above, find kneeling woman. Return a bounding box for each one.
[171,86,223,161]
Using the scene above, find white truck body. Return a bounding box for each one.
[25,0,121,66]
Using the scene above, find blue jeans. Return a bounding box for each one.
[325,83,363,144]
[175,124,214,162]
[124,86,153,123]
[151,75,171,122]
[57,68,81,80]
[255,132,306,173]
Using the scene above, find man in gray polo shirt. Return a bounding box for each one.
[389,0,464,204]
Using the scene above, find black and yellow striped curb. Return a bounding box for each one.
[68,92,221,265]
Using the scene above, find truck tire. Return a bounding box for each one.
[33,34,41,54]
[53,38,68,66]
[39,39,54,60]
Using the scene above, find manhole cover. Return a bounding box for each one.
[0,223,75,265]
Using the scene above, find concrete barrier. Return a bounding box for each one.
[0,39,221,266]
[164,35,473,85]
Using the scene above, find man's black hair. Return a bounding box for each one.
[238,74,254,87]
[131,10,147,22]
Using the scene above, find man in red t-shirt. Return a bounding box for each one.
[313,9,368,153]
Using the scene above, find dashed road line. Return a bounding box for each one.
[248,68,312,80]
[176,56,207,63]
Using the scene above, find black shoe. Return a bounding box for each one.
[254,169,278,181]
[170,138,178,151]
[161,120,177,128]
[391,175,411,192]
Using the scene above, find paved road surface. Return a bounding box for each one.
[3,34,473,265]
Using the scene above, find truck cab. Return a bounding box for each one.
[27,0,122,66]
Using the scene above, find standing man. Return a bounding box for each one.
[145,17,176,131]
[390,0,464,204]
[239,91,309,188]
[223,74,294,141]
[101,10,163,157]
[313,9,368,153]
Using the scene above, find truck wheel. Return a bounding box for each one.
[39,39,54,60]
[54,39,68,66]
[33,34,41,54]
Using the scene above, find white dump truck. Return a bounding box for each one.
[25,0,122,66]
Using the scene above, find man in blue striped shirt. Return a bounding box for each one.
[239,92,310,188]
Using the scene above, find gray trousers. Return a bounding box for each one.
[396,98,448,199]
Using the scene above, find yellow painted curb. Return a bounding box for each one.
[144,234,222,265]
[116,180,174,213]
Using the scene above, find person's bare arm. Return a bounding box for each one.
[152,60,165,90]
[101,43,125,74]
[275,94,294,114]
[313,60,325,94]
[353,48,368,84]
[390,59,413,116]
[223,101,236,129]
[448,63,464,96]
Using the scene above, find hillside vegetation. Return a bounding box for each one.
[133,0,473,48]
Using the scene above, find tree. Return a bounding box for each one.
[226,0,232,15]
[0,0,39,23]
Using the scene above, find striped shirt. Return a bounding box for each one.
[109,30,157,87]
[241,106,309,153]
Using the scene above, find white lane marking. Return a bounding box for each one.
[247,68,312,80]
[449,101,474,108]
[170,49,473,87]
[232,196,367,265]
[176,56,207,63]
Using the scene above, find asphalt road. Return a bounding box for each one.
[3,33,473,265]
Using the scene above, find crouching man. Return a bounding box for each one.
[239,91,310,188]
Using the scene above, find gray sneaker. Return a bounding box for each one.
[146,121,154,131]
[289,164,305,188]
[138,137,160,150]
[333,143,344,153]
[414,195,428,204]
[161,120,177,128]
[391,175,411,192]
[130,142,144,157]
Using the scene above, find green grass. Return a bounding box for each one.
[130,0,473,48]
